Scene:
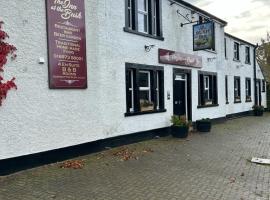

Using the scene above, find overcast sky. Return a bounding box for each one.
[188,0,269,44]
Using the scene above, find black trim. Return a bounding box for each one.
[125,109,166,117]
[197,104,219,108]
[234,76,241,102]
[125,63,165,115]
[123,27,164,40]
[225,75,229,104]
[226,111,252,119]
[124,0,163,40]
[173,68,192,121]
[0,109,260,176]
[198,71,218,107]
[0,127,171,176]
[245,77,252,102]
[234,101,242,104]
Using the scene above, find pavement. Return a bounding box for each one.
[1,113,270,200]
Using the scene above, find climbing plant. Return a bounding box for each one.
[0,21,17,106]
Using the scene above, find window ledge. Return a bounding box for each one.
[125,109,167,117]
[234,101,242,104]
[123,27,164,41]
[203,49,217,54]
[197,104,219,109]
[233,59,241,62]
[246,100,252,103]
[245,62,251,65]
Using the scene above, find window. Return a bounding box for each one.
[262,80,266,92]
[224,38,227,59]
[125,0,162,39]
[234,42,240,61]
[225,75,229,104]
[246,78,251,102]
[245,46,250,64]
[125,63,165,116]
[198,72,218,107]
[204,76,210,100]
[234,76,241,102]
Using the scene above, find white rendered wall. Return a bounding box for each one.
[0,0,263,159]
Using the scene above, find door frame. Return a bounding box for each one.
[173,68,192,121]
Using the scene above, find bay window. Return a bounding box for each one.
[125,63,165,116]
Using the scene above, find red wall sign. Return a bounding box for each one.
[46,0,87,89]
[159,49,202,68]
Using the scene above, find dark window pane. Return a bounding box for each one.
[139,72,149,87]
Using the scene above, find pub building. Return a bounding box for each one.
[0,0,267,174]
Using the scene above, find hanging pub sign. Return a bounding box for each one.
[193,22,215,51]
[159,48,202,68]
[46,0,87,89]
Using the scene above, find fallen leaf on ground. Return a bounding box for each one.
[229,177,236,183]
[241,172,245,177]
[59,159,85,169]
[142,148,154,153]
[113,148,136,161]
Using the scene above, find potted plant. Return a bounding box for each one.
[196,118,212,132]
[253,105,264,116]
[170,115,190,138]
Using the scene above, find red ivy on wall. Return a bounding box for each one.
[0,21,17,106]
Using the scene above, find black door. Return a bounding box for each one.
[173,77,186,116]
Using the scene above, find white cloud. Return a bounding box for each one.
[189,0,269,43]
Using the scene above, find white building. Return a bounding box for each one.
[0,0,267,173]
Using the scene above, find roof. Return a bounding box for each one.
[173,0,228,26]
[225,33,256,47]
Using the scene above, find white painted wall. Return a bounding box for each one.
[0,0,265,160]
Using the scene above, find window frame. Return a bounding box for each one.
[225,75,229,104]
[245,46,251,64]
[124,0,164,40]
[125,63,166,116]
[245,78,252,102]
[234,76,241,103]
[262,80,266,92]
[198,71,219,108]
[233,42,240,61]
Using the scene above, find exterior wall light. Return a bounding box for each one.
[144,45,155,52]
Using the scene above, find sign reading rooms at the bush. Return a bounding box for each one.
[46,0,87,89]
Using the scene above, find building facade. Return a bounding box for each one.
[0,0,267,162]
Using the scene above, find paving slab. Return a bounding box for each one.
[1,114,270,200]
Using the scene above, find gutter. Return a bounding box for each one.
[254,44,259,105]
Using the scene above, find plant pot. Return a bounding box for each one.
[171,126,189,138]
[254,110,264,116]
[196,120,211,132]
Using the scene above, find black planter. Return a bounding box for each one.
[171,126,189,138]
[196,121,211,132]
[254,110,264,116]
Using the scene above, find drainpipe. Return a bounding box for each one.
[254,43,259,105]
